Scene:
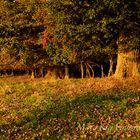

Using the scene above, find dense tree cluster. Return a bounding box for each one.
[0,0,139,79]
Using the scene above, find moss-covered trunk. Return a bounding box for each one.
[115,33,140,78]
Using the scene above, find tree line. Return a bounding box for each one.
[0,0,139,79]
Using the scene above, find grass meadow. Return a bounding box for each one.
[0,76,140,139]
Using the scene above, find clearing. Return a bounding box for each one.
[0,76,140,139]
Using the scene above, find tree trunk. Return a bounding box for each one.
[52,67,58,79]
[108,57,113,77]
[115,51,139,78]
[26,70,30,75]
[35,69,37,77]
[115,33,140,78]
[11,69,14,76]
[45,66,58,79]
[4,70,7,76]
[64,65,69,79]
[45,67,51,78]
[101,65,104,78]
[85,63,91,78]
[40,67,44,77]
[80,62,84,79]
[31,69,35,79]
[57,66,64,79]
[87,63,94,78]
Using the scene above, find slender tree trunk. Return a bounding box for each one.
[85,63,91,78]
[40,67,44,77]
[31,69,35,79]
[35,69,37,77]
[45,67,52,78]
[52,67,58,79]
[4,70,7,76]
[11,69,14,76]
[87,63,94,78]
[80,62,84,79]
[45,66,58,79]
[115,32,140,78]
[64,65,69,79]
[101,64,104,78]
[58,66,64,79]
[108,57,113,77]
[26,70,30,75]
[46,67,51,77]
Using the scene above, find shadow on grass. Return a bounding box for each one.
[46,90,139,118]
[1,90,139,139]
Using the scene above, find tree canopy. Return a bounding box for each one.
[0,0,139,78]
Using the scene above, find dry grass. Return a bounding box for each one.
[0,76,139,91]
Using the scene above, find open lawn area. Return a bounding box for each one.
[0,76,140,139]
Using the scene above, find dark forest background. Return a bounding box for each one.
[0,0,139,79]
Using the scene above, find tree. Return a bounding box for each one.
[97,0,140,78]
[0,0,49,78]
[47,0,105,78]
[0,0,21,71]
[47,0,140,78]
[1,0,139,79]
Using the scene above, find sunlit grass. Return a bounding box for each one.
[0,77,140,139]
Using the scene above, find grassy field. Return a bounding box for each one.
[0,76,140,140]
